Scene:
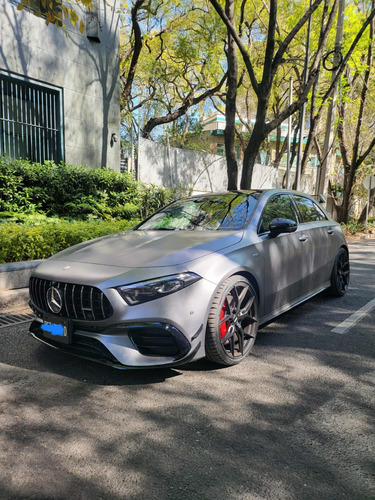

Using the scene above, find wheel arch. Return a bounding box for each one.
[233,270,260,303]
[340,244,349,255]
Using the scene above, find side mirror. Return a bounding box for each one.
[269,218,297,237]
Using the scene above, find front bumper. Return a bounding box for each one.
[29,318,203,369]
[28,267,217,368]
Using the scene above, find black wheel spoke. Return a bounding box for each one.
[219,313,231,325]
[238,286,248,304]
[334,251,350,293]
[216,281,258,359]
[236,328,244,355]
[229,335,235,357]
[238,295,254,318]
[221,328,234,344]
[224,296,230,312]
[232,286,240,309]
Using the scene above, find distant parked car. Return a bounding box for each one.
[29,190,349,368]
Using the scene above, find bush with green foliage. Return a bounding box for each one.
[0,219,138,263]
[0,157,179,220]
[341,219,375,235]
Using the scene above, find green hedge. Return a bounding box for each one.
[0,219,138,263]
[0,157,177,220]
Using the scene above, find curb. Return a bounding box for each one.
[0,260,42,291]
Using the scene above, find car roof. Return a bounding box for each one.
[186,189,319,200]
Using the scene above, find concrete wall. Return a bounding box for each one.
[0,0,120,170]
[138,137,317,193]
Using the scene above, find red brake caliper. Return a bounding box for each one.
[219,302,229,338]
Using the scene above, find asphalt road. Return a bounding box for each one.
[1,241,374,500]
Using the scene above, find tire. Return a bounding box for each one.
[329,248,350,297]
[205,275,259,366]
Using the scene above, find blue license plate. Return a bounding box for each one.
[41,316,71,344]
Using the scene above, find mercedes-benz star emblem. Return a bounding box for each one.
[47,287,63,314]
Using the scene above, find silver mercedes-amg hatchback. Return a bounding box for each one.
[29,190,349,369]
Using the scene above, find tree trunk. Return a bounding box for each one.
[224,0,238,190]
[240,118,267,189]
[358,186,375,223]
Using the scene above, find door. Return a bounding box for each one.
[291,195,336,289]
[255,194,313,317]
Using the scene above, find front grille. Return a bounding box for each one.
[29,277,113,321]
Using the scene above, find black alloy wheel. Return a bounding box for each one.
[329,248,350,297]
[205,275,259,366]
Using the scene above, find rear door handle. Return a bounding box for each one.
[327,229,334,235]
[299,235,308,242]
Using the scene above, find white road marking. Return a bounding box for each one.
[332,297,375,334]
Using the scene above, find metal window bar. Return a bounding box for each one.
[0,73,63,163]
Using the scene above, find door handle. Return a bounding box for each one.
[299,235,308,242]
[327,229,334,235]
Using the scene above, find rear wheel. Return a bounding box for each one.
[329,248,350,297]
[205,275,259,366]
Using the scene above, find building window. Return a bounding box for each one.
[0,72,64,163]
[86,0,101,42]
[217,144,241,160]
[217,143,225,156]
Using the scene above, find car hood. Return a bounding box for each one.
[49,230,243,268]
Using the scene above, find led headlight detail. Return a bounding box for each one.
[116,273,201,305]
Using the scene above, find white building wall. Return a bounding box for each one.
[139,138,316,194]
[0,0,120,170]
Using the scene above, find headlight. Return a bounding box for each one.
[116,273,201,305]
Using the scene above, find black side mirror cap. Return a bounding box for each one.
[269,218,298,237]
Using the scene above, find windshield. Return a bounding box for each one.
[136,193,260,231]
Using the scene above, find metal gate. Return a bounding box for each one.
[0,72,64,163]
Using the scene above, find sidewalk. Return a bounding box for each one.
[0,260,40,315]
[0,288,31,315]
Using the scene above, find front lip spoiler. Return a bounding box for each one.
[29,331,201,370]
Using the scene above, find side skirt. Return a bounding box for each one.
[259,281,331,329]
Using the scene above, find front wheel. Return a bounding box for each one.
[205,275,259,366]
[329,248,350,297]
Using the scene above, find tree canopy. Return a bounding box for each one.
[11,0,375,222]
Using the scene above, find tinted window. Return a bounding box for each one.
[293,196,327,222]
[259,194,297,233]
[137,193,260,231]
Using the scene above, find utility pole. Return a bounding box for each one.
[295,0,312,192]
[317,0,345,197]
[286,77,293,190]
[137,110,141,181]
[131,120,134,176]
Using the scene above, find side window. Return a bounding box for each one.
[293,196,327,223]
[258,194,297,234]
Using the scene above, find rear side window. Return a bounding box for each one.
[258,194,297,233]
[293,196,327,223]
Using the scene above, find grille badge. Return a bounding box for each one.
[47,287,63,314]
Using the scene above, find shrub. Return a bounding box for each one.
[0,219,138,263]
[341,220,368,235]
[0,157,178,220]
